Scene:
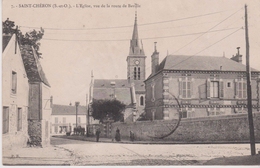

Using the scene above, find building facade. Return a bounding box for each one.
[51,104,87,134]
[145,46,260,120]
[2,34,29,150]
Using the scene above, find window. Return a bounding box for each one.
[180,108,194,118]
[55,117,58,123]
[238,82,247,98]
[208,107,225,116]
[78,117,81,124]
[140,96,144,106]
[63,117,66,123]
[17,108,22,131]
[227,82,231,88]
[210,81,219,98]
[179,77,192,99]
[12,71,17,94]
[134,67,137,80]
[3,107,9,134]
[138,67,140,80]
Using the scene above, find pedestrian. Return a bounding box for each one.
[130,131,135,141]
[115,128,121,141]
[96,128,101,142]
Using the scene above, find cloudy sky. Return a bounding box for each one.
[3,0,260,105]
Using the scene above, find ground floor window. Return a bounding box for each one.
[180,108,195,118]
[17,108,22,131]
[3,107,9,134]
[208,107,225,116]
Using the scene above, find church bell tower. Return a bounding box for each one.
[127,12,146,83]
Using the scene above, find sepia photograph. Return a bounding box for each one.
[2,0,260,166]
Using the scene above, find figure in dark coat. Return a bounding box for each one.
[115,128,121,141]
[96,128,101,142]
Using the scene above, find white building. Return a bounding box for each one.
[51,104,88,134]
[2,34,29,150]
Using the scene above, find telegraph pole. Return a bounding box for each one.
[245,4,256,156]
[75,102,80,129]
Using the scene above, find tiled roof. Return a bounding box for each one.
[158,55,259,72]
[93,79,132,105]
[52,104,87,115]
[2,34,12,52]
[20,45,51,87]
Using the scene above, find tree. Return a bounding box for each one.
[91,99,126,123]
[2,18,44,58]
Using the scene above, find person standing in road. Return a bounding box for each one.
[96,128,101,142]
[115,128,121,141]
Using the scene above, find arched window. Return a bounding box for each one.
[138,67,140,80]
[140,96,144,106]
[134,67,137,80]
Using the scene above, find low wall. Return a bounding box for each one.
[112,113,260,142]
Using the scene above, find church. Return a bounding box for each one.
[89,12,146,122]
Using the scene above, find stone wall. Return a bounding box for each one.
[28,120,42,146]
[112,113,260,142]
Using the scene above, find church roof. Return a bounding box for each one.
[93,79,145,105]
[158,55,259,72]
[52,104,87,115]
[93,79,132,105]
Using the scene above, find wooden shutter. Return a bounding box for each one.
[219,80,224,98]
[234,79,238,98]
[206,79,211,99]
[179,78,183,98]
[190,78,194,98]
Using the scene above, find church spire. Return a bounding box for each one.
[129,11,144,56]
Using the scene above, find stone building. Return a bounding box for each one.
[145,45,260,120]
[51,104,87,134]
[20,45,52,147]
[2,34,29,150]
[89,13,146,122]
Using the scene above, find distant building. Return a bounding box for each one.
[2,33,29,150]
[89,13,146,122]
[145,45,260,120]
[51,104,87,134]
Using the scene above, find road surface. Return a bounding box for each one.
[51,137,260,165]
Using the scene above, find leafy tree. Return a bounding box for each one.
[91,99,126,123]
[2,18,44,58]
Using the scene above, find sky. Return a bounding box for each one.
[2,0,260,106]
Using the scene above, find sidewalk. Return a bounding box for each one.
[2,145,73,165]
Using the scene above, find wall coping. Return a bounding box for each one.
[113,112,260,126]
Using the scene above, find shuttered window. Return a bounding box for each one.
[207,79,224,98]
[235,79,247,99]
[179,77,193,99]
[17,108,22,131]
[3,107,9,134]
[55,117,58,123]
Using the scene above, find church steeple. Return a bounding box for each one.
[129,11,145,56]
[127,12,146,82]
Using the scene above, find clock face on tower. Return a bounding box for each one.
[134,60,140,65]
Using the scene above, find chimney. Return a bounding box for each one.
[230,47,242,63]
[151,42,159,74]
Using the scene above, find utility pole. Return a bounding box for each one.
[75,102,80,129]
[245,4,256,156]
